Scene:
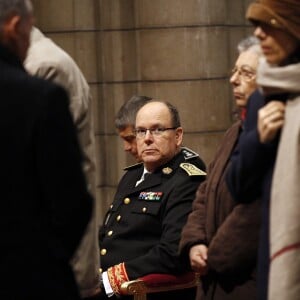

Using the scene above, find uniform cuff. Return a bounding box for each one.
[107,263,129,295]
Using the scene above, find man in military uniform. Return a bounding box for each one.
[99,100,206,299]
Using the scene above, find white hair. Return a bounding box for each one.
[237,36,262,57]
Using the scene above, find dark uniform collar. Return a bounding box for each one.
[120,148,202,194]
[181,146,199,160]
[124,147,200,174]
[124,162,143,171]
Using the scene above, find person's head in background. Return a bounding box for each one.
[246,0,300,66]
[115,95,152,161]
[230,36,262,118]
[0,0,34,62]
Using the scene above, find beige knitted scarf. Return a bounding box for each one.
[257,58,300,300]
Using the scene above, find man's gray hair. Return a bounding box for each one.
[237,36,262,56]
[115,95,152,130]
[0,0,33,25]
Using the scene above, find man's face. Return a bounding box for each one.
[230,50,259,108]
[118,125,140,161]
[135,102,183,172]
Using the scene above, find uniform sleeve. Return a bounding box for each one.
[35,84,93,261]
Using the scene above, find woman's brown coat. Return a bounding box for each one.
[179,121,260,300]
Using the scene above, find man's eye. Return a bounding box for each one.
[137,129,146,134]
[242,71,253,77]
[125,136,135,142]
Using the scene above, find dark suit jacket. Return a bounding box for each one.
[99,149,206,279]
[0,44,92,299]
[226,90,286,300]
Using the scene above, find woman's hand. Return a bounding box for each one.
[258,101,285,143]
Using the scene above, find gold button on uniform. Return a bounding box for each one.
[100,249,107,256]
[142,207,147,213]
[107,230,113,236]
[124,197,131,204]
[110,204,113,209]
[116,215,121,222]
[270,18,278,26]
[99,268,103,273]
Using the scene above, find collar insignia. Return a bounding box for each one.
[139,192,163,201]
[162,167,173,174]
[181,147,199,160]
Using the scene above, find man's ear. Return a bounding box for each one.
[175,127,183,146]
[2,15,21,44]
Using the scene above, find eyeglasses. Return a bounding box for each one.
[134,127,177,138]
[230,65,256,82]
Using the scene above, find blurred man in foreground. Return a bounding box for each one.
[0,0,92,298]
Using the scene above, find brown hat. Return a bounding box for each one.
[246,0,300,40]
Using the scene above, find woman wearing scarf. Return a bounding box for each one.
[226,1,300,299]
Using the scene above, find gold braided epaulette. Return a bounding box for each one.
[180,163,206,176]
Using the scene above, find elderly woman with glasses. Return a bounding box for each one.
[179,36,263,300]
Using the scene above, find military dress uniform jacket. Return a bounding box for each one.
[99,148,206,294]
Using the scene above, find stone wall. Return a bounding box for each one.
[31,0,253,221]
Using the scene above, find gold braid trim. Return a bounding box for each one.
[107,263,129,295]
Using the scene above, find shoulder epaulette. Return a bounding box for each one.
[123,162,143,171]
[180,163,206,176]
[181,147,199,160]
